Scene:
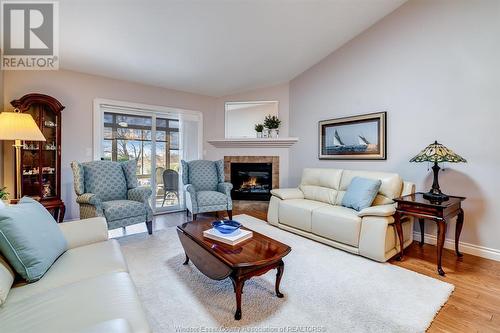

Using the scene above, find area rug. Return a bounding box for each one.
[118,214,454,333]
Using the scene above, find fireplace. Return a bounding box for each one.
[224,156,279,201]
[230,163,272,200]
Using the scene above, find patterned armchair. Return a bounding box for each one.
[181,159,233,220]
[70,160,154,234]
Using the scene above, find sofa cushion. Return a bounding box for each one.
[80,319,133,333]
[8,240,127,304]
[0,197,67,282]
[299,185,338,205]
[300,168,343,189]
[270,188,304,200]
[0,254,14,305]
[279,199,330,232]
[102,200,147,222]
[336,170,402,206]
[311,206,362,247]
[197,190,227,206]
[0,272,150,333]
[341,177,382,211]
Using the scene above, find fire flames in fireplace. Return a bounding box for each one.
[230,162,272,200]
[240,177,258,189]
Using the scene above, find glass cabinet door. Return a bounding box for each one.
[20,104,60,199]
[41,105,58,199]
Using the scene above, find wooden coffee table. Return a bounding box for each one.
[177,219,291,320]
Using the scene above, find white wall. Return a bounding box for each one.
[3,69,215,220]
[289,0,500,254]
[206,83,291,187]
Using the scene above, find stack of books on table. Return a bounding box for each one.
[203,228,253,245]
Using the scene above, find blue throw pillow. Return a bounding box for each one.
[341,177,382,211]
[0,197,67,282]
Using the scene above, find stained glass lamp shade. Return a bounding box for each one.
[410,141,466,201]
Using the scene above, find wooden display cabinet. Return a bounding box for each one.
[11,93,65,222]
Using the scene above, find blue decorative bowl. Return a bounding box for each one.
[212,220,242,234]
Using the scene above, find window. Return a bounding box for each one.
[102,113,179,181]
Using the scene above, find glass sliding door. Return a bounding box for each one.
[95,99,203,215]
[153,117,180,212]
[102,112,154,190]
[101,111,182,213]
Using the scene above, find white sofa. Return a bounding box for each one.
[267,168,415,262]
[0,217,150,333]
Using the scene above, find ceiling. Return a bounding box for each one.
[60,0,407,97]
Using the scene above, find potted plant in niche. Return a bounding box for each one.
[264,115,281,139]
[254,124,264,138]
[0,187,9,206]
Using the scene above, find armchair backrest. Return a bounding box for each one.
[71,160,138,202]
[181,159,224,191]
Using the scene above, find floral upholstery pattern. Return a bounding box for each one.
[186,160,219,191]
[197,191,228,206]
[102,200,147,221]
[82,161,127,202]
[181,160,189,186]
[215,160,225,183]
[71,160,153,232]
[128,187,153,221]
[181,159,232,215]
[70,162,85,195]
[121,160,138,189]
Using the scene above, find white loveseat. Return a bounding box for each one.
[0,217,150,333]
[267,168,415,262]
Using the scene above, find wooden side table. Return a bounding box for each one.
[393,192,465,276]
[10,198,65,223]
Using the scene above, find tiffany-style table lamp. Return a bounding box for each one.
[410,141,466,201]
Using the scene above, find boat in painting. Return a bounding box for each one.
[324,130,378,154]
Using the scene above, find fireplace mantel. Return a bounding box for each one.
[208,137,298,148]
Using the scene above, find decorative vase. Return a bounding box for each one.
[1,199,9,206]
[42,183,51,198]
[263,128,270,138]
[256,131,263,138]
[270,128,279,138]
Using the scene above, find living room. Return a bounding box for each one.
[0,0,499,332]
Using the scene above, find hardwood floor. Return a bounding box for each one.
[116,205,500,332]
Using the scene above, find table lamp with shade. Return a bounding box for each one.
[0,109,46,199]
[410,140,466,202]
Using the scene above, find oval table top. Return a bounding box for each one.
[177,219,291,269]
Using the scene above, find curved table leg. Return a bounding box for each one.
[419,218,425,246]
[437,219,447,276]
[183,254,189,265]
[275,260,284,298]
[230,277,245,320]
[394,211,404,261]
[455,209,464,258]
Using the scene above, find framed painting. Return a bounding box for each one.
[319,112,386,160]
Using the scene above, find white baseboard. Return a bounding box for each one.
[413,231,500,262]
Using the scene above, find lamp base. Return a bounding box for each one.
[423,191,449,202]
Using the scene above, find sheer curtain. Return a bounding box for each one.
[178,112,202,209]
